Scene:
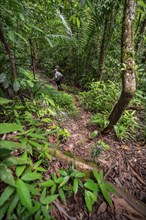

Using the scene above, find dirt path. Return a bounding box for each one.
[38,74,146,219]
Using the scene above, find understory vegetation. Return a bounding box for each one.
[0,80,115,219]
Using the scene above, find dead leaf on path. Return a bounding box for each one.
[113,197,145,220]
[97,202,107,214]
[121,145,129,150]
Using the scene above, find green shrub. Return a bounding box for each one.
[79,81,120,112]
[80,81,140,140]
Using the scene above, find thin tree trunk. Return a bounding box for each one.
[98,16,108,81]
[0,27,17,80]
[98,14,112,81]
[29,39,36,79]
[135,18,146,55]
[103,0,136,133]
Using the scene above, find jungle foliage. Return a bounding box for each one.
[0,0,146,218]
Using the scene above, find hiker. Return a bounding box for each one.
[54,69,63,90]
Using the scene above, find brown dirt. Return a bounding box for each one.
[52,95,146,220]
[38,74,146,219]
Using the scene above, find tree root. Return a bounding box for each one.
[49,147,146,218]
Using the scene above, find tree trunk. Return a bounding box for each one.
[98,14,113,81]
[98,16,109,81]
[0,28,17,80]
[103,0,136,133]
[29,39,36,79]
[135,18,146,56]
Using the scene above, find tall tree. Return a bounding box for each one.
[0,27,17,80]
[103,0,136,133]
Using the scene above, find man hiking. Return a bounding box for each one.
[54,69,63,90]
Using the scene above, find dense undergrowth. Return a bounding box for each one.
[0,75,116,219]
[0,70,145,219]
[79,80,145,140]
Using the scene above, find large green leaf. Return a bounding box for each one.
[0,140,20,150]
[3,157,28,166]
[85,190,92,212]
[0,140,20,159]
[41,205,51,218]
[7,194,19,215]
[58,188,66,203]
[39,180,54,187]
[100,183,113,206]
[0,201,10,219]
[13,80,20,92]
[16,179,32,211]
[0,123,23,134]
[59,176,70,188]
[40,187,46,204]
[84,180,99,192]
[0,97,13,105]
[16,152,28,177]
[0,164,16,186]
[0,186,15,206]
[71,171,86,178]
[93,170,103,184]
[21,172,42,181]
[73,178,78,195]
[42,194,58,205]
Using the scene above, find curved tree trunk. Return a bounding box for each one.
[103,0,136,133]
[0,27,17,80]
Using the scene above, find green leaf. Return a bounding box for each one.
[27,184,40,195]
[55,177,64,184]
[7,30,15,42]
[0,123,23,134]
[0,140,20,151]
[0,186,15,206]
[7,194,19,215]
[16,179,32,211]
[0,201,10,219]
[100,183,113,206]
[33,159,43,169]
[59,169,68,176]
[40,187,46,203]
[39,180,54,187]
[104,182,116,193]
[42,194,58,205]
[51,184,56,195]
[0,140,20,159]
[93,170,103,184]
[41,205,51,218]
[71,171,85,178]
[58,188,66,203]
[0,97,12,105]
[29,140,42,148]
[0,164,16,186]
[21,172,42,181]
[30,201,41,214]
[84,180,99,192]
[85,190,92,212]
[0,73,7,83]
[88,191,97,202]
[59,176,70,188]
[3,157,28,166]
[16,152,28,177]
[28,133,46,139]
[73,178,78,195]
[13,80,20,92]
